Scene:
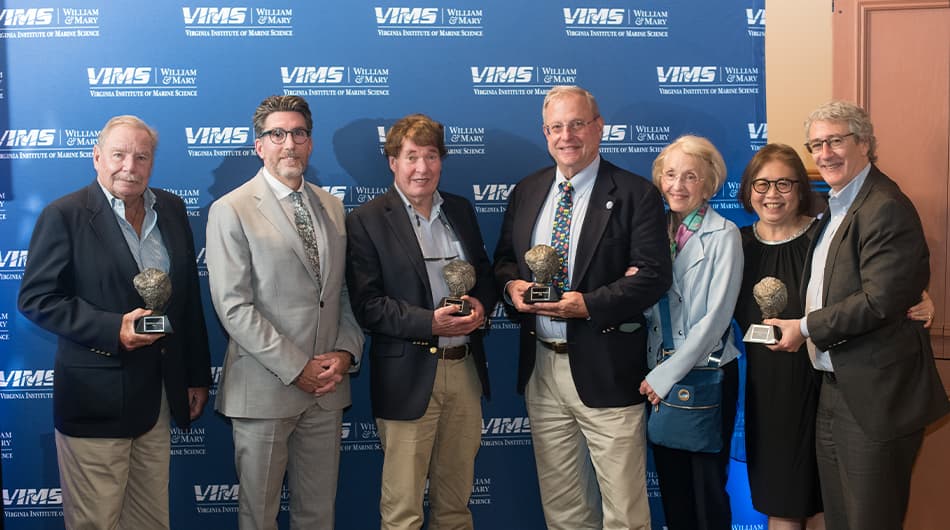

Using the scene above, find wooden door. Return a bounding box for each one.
[832,2,949,528]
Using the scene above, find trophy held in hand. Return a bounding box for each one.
[440,259,476,316]
[523,244,562,304]
[133,267,174,334]
[742,276,786,344]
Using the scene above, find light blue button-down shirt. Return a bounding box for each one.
[530,156,599,342]
[801,163,872,371]
[100,184,170,273]
[394,187,469,348]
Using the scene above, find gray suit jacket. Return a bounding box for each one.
[206,170,364,418]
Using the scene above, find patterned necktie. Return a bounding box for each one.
[551,181,574,292]
[290,191,322,289]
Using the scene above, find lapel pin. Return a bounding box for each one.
[605,200,614,210]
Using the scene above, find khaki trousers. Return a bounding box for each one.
[376,355,483,530]
[526,345,651,530]
[55,391,171,530]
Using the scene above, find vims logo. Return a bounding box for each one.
[483,417,530,435]
[87,67,151,86]
[472,184,514,215]
[3,488,62,511]
[472,184,513,203]
[656,66,717,84]
[481,417,531,447]
[0,249,28,269]
[194,484,239,506]
[602,124,627,142]
[0,370,54,389]
[195,247,208,276]
[321,186,347,202]
[746,8,765,27]
[0,129,55,147]
[563,8,624,25]
[207,365,222,395]
[182,7,247,25]
[0,8,54,26]
[184,127,254,158]
[471,66,534,84]
[375,7,438,25]
[281,66,344,84]
[487,301,516,327]
[747,122,767,141]
[747,122,767,152]
[377,125,389,144]
[185,127,250,145]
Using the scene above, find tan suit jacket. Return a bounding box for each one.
[206,169,364,418]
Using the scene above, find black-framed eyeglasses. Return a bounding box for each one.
[751,178,797,194]
[543,116,600,136]
[260,128,311,145]
[804,132,854,153]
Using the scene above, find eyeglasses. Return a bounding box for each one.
[804,133,855,153]
[662,173,704,185]
[751,178,797,194]
[260,128,311,145]
[543,116,600,136]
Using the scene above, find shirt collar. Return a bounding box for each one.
[828,162,871,215]
[261,167,303,200]
[99,183,156,213]
[555,155,599,198]
[393,184,444,222]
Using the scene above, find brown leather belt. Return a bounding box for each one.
[537,339,569,354]
[436,344,469,360]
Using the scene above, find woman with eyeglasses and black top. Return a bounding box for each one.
[735,143,933,530]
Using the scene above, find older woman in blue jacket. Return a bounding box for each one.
[639,135,743,530]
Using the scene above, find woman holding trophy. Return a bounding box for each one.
[735,143,934,530]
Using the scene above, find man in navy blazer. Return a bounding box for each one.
[346,114,496,529]
[18,115,212,529]
[493,86,671,529]
[768,101,949,529]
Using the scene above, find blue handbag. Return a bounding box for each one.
[646,294,726,453]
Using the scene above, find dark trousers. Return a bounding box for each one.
[652,360,739,530]
[816,374,923,530]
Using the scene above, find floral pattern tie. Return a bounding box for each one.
[551,181,574,292]
[290,191,323,290]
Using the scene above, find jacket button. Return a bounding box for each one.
[678,330,683,336]
[429,347,438,354]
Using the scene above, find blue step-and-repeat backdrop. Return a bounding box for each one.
[0,1,768,528]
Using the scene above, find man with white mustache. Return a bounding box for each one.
[766,101,949,530]
[206,95,363,530]
[18,115,212,528]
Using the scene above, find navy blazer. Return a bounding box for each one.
[493,159,672,407]
[803,166,948,440]
[346,188,497,420]
[18,181,212,438]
